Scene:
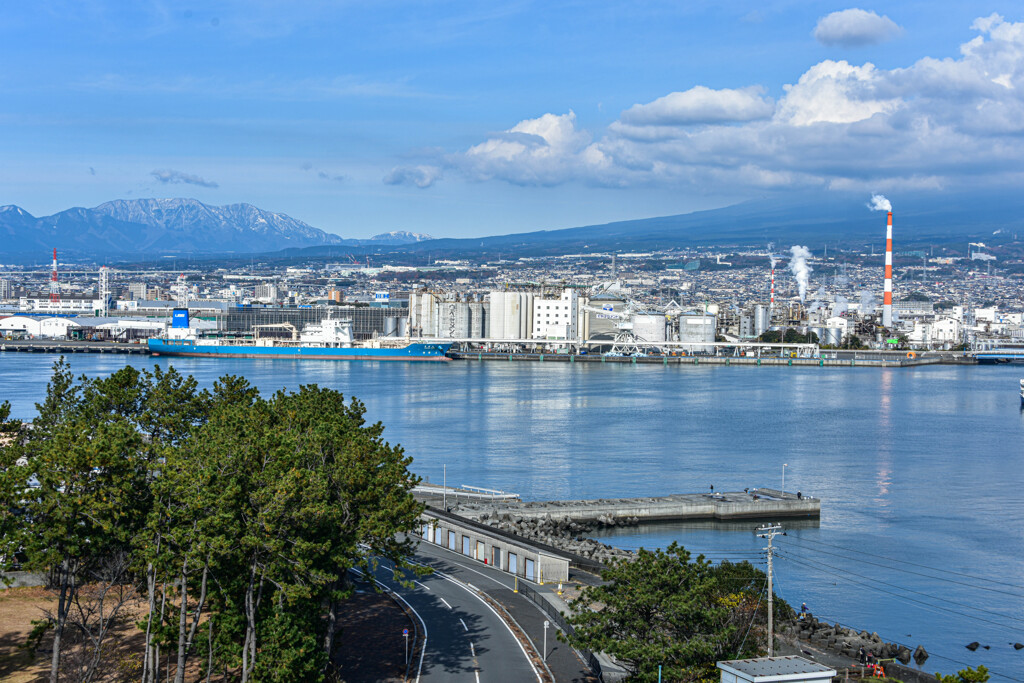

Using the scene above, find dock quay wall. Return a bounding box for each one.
[453,489,820,526]
[449,351,951,367]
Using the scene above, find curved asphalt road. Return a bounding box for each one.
[372,558,541,682]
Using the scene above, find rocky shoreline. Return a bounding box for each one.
[472,509,635,565]
[780,614,929,666]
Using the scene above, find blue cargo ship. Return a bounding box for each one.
[148,309,451,362]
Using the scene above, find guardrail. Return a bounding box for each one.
[517,581,607,682]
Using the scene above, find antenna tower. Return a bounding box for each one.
[49,248,60,303]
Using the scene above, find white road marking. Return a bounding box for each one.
[414,563,542,683]
[415,580,430,590]
[475,670,480,683]
[439,597,452,610]
[460,618,469,631]
[470,641,476,656]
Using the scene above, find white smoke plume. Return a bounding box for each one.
[788,245,813,302]
[859,290,877,315]
[833,295,849,316]
[768,242,778,269]
[868,193,892,212]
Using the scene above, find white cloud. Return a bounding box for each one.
[383,165,442,189]
[620,86,774,126]
[458,112,609,186]
[440,15,1024,195]
[813,9,903,47]
[151,169,218,188]
[775,60,900,125]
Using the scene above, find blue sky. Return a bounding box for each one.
[2,1,1023,238]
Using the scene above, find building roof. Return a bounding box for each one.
[717,656,836,682]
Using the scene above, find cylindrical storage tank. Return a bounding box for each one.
[489,292,505,339]
[820,327,842,346]
[469,302,484,338]
[504,294,519,340]
[632,313,667,342]
[679,314,716,352]
[397,317,408,337]
[706,304,720,316]
[385,316,398,337]
[754,305,768,337]
[809,327,824,344]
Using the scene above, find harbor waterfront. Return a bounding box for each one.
[1,353,1022,678]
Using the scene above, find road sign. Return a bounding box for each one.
[403,629,409,636]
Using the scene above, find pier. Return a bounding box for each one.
[0,340,149,355]
[421,488,821,525]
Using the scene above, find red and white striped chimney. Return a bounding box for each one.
[770,265,775,306]
[882,211,893,327]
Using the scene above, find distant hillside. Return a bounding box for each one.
[274,191,1024,263]
[0,198,346,259]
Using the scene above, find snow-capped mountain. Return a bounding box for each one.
[0,198,345,257]
[369,230,433,244]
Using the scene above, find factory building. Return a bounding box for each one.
[532,289,580,340]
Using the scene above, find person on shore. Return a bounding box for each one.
[801,602,808,615]
[858,647,866,664]
[710,484,714,493]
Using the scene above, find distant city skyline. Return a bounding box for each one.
[2,2,1022,239]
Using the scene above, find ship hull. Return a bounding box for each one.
[148,339,451,361]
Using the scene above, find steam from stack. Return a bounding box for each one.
[788,246,813,302]
[868,194,893,328]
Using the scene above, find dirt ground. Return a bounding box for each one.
[1,586,412,683]
[0,586,54,682]
[332,588,414,683]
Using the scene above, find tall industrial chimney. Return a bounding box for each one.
[50,248,60,303]
[882,211,893,328]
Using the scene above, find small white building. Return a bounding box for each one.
[718,656,835,683]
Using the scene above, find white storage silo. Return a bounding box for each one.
[633,313,667,342]
[679,314,716,352]
[488,292,505,339]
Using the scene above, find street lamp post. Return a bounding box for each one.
[782,463,788,494]
[543,620,549,662]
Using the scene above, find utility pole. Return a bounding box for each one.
[756,523,782,656]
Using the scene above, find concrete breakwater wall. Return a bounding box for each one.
[451,489,821,525]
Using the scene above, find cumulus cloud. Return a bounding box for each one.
[151,169,218,188]
[620,86,774,126]
[458,112,610,186]
[813,9,903,47]
[383,165,442,188]
[438,14,1024,196]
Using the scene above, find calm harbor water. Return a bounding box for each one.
[2,353,1022,679]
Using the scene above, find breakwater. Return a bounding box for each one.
[0,340,148,354]
[437,488,821,525]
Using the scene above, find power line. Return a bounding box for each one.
[777,551,1024,631]
[781,538,1024,598]
[786,535,1024,590]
